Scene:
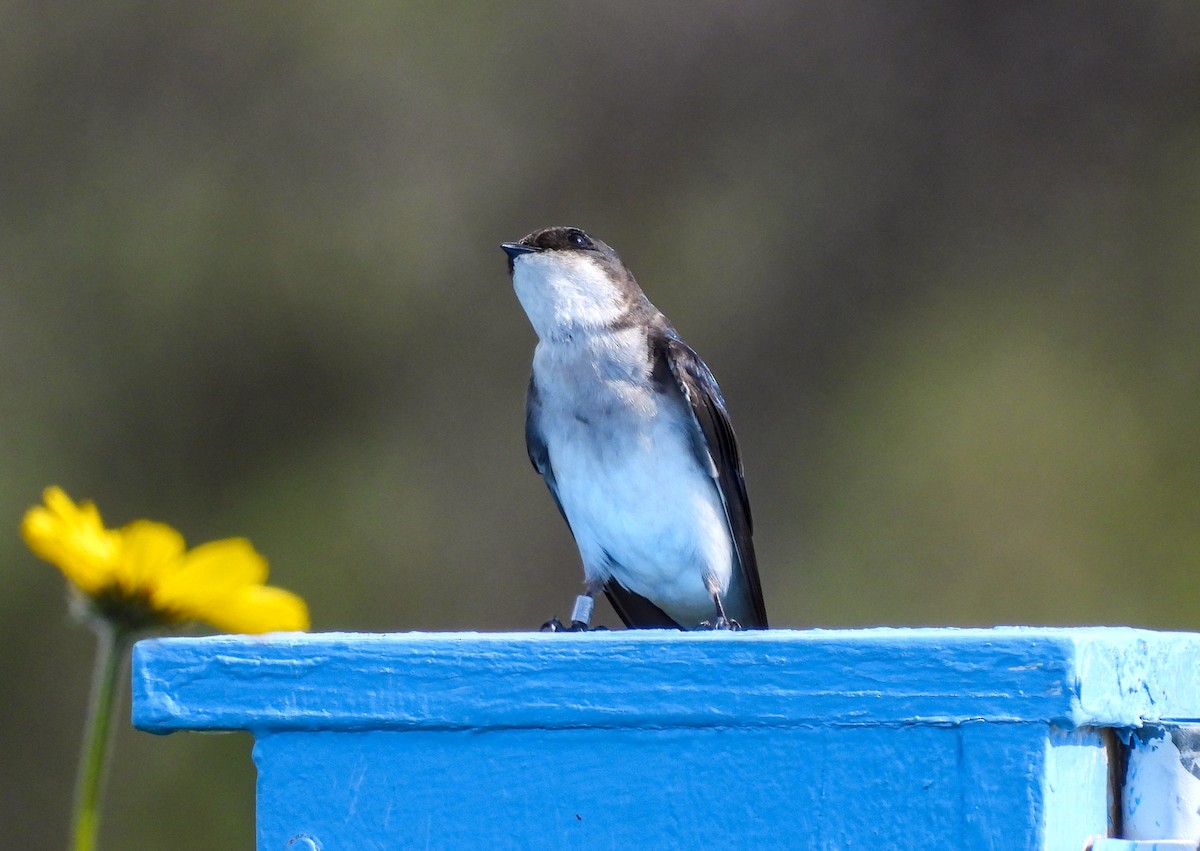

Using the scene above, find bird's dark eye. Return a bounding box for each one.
[567,230,590,249]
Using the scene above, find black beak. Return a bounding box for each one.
[502,241,538,273]
[501,242,538,261]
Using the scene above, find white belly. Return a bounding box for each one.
[545,399,733,626]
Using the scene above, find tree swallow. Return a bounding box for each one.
[502,226,767,630]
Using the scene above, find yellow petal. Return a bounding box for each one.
[115,520,186,592]
[198,584,311,634]
[153,537,268,613]
[20,487,119,595]
[43,486,85,520]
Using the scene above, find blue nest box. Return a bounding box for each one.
[131,627,1200,850]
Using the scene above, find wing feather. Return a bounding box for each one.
[657,335,767,628]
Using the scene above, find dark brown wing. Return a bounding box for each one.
[603,581,683,629]
[657,334,767,628]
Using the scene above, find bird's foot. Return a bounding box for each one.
[697,617,743,631]
[540,617,609,632]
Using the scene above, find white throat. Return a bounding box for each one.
[511,252,627,340]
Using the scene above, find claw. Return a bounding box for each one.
[540,617,589,632]
[539,617,608,632]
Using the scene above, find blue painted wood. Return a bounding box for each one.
[254,724,1045,849]
[130,627,1200,850]
[1044,726,1111,842]
[132,627,1200,733]
[1093,843,1200,850]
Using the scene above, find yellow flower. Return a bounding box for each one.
[22,486,309,634]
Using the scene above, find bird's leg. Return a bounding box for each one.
[698,589,742,631]
[540,583,604,632]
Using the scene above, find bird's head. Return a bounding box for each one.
[502,226,642,340]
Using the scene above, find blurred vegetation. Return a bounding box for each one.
[3,2,1200,847]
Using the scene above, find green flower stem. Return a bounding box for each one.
[71,623,133,851]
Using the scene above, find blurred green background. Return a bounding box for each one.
[4,2,1200,847]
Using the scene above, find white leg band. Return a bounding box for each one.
[570,595,595,626]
